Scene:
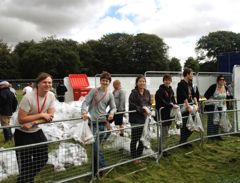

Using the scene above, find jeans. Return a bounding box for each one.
[92,122,107,175]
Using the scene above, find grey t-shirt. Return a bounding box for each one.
[81,88,116,122]
[113,89,126,112]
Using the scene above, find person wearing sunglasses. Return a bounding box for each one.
[204,75,230,140]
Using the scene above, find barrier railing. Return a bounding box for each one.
[94,110,159,178]
[1,100,240,182]
[0,117,93,183]
[202,98,239,139]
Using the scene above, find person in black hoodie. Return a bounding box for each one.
[56,80,67,102]
[129,75,151,164]
[177,68,198,147]
[155,74,178,153]
[0,81,18,143]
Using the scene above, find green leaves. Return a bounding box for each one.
[196,31,240,61]
[169,57,182,71]
[80,33,170,74]
[184,57,199,72]
[15,38,81,78]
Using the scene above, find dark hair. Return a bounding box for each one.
[163,74,172,82]
[135,74,146,89]
[183,68,193,77]
[100,71,111,82]
[217,74,225,82]
[27,82,33,86]
[35,72,53,88]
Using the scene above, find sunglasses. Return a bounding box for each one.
[219,78,225,81]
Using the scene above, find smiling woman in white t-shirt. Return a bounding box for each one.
[14,72,55,183]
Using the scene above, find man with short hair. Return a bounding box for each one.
[112,80,126,136]
[177,68,198,147]
[81,71,116,176]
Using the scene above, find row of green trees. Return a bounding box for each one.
[1,31,240,79]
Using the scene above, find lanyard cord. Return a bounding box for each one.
[37,90,47,113]
[93,87,108,106]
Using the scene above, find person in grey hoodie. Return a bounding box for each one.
[81,71,116,176]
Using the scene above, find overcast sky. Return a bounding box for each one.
[1,0,240,63]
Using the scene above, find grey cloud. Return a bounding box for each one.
[4,0,92,11]
[2,8,80,33]
[0,0,107,43]
[12,0,86,9]
[0,17,42,45]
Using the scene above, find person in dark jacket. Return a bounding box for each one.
[155,74,178,152]
[0,81,18,143]
[177,68,198,147]
[189,80,200,103]
[129,75,151,165]
[204,75,230,140]
[56,80,67,102]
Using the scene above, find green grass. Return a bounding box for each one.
[2,136,240,183]
[2,92,239,182]
[15,90,23,102]
[98,136,240,183]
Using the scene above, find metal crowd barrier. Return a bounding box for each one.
[1,99,240,182]
[94,110,160,179]
[0,117,93,183]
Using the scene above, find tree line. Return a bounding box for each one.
[1,31,240,79]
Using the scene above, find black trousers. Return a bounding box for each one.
[179,113,193,144]
[130,125,144,158]
[14,129,48,183]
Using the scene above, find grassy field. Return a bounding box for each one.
[1,135,240,183]
[98,136,240,183]
[1,91,240,182]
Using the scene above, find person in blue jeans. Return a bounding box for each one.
[81,71,116,176]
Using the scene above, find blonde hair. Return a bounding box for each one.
[113,80,121,89]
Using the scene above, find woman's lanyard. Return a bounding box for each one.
[37,90,47,113]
